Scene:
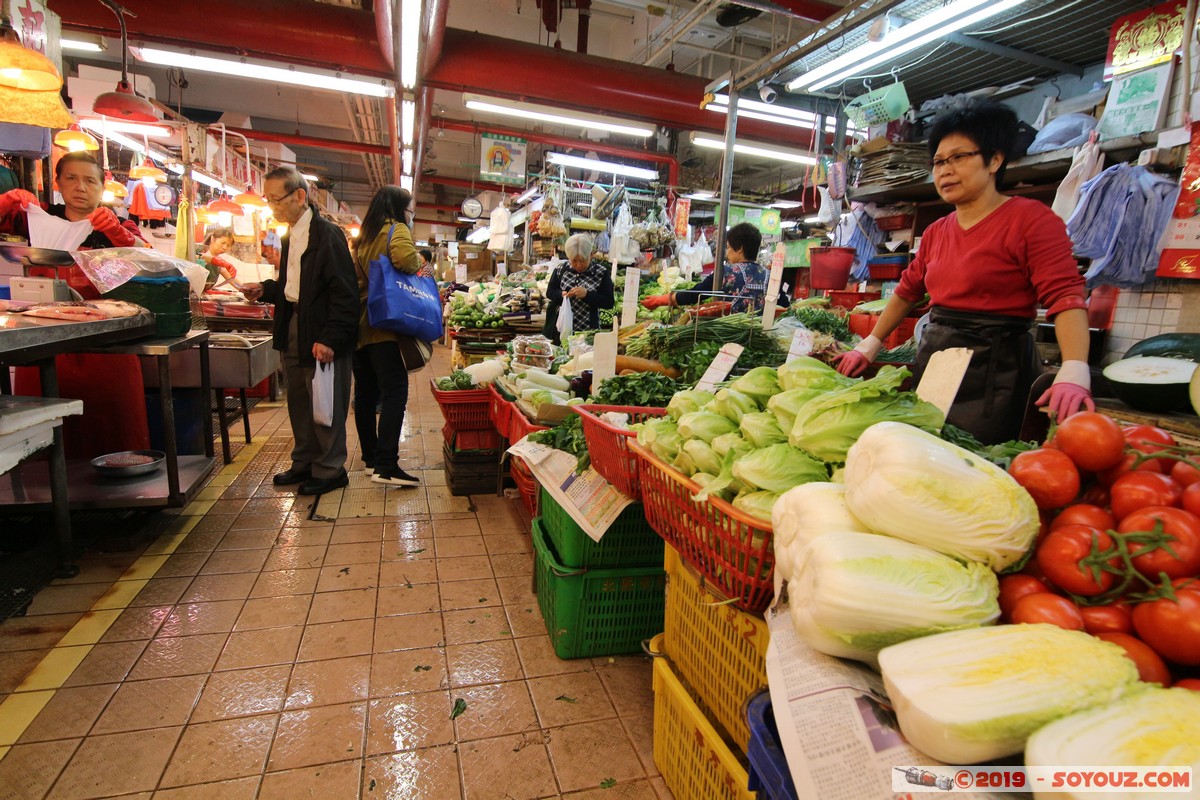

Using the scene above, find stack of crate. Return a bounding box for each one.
[532,488,666,659]
[442,426,504,496]
[651,544,772,800]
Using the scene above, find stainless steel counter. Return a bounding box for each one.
[0,312,156,363]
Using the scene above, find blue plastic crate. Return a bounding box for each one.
[746,692,798,800]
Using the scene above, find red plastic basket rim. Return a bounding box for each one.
[429,378,490,403]
[571,403,667,435]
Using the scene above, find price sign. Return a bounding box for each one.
[695,343,744,392]
[787,329,814,361]
[591,331,618,387]
[496,261,507,277]
[621,267,641,327]
[455,264,468,283]
[761,243,786,330]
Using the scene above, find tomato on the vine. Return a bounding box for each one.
[1109,472,1184,521]
[1131,588,1200,666]
[1009,449,1080,510]
[1010,593,1085,630]
[1095,632,1172,685]
[1124,424,1178,472]
[1118,506,1200,580]
[1079,603,1133,635]
[998,574,1049,620]
[1184,483,1200,518]
[1052,412,1126,472]
[1037,525,1120,596]
[1173,678,1200,691]
[1081,483,1110,507]
[1051,504,1116,533]
[1170,459,1200,488]
[1097,452,1163,487]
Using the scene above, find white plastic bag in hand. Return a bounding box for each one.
[1051,138,1103,222]
[312,362,335,427]
[26,204,93,250]
[556,298,574,341]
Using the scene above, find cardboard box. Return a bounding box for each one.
[457,245,494,281]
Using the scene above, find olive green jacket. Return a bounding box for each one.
[354,221,421,348]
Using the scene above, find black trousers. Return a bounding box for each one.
[352,341,410,471]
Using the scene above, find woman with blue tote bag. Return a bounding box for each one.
[353,186,431,487]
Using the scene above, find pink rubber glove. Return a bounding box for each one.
[641,294,672,309]
[834,334,883,377]
[87,207,137,247]
[1035,360,1095,421]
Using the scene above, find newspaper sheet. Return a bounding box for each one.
[765,597,1026,800]
[506,439,634,541]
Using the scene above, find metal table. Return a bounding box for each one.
[0,324,217,511]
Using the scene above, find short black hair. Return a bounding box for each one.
[928,98,1018,187]
[726,221,761,261]
[360,185,413,246]
[419,249,433,262]
[55,151,104,182]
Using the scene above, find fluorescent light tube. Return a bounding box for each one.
[402,147,414,175]
[467,226,490,244]
[301,173,319,182]
[464,94,653,138]
[546,152,658,181]
[190,170,224,189]
[803,216,822,223]
[78,119,172,138]
[781,220,799,229]
[691,134,816,165]
[132,46,393,98]
[788,0,1025,92]
[516,186,540,204]
[400,175,413,192]
[457,216,477,223]
[61,38,102,53]
[683,191,717,202]
[400,0,420,90]
[771,200,802,208]
[401,100,416,147]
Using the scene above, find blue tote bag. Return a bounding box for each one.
[366,224,444,342]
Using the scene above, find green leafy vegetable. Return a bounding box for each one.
[731,490,780,521]
[730,443,828,493]
[435,369,478,391]
[730,366,781,404]
[739,412,787,449]
[527,414,591,472]
[666,390,715,421]
[450,698,468,720]
[708,388,760,423]
[682,439,722,475]
[676,410,738,443]
[787,303,852,341]
[777,357,856,392]
[591,373,682,407]
[635,417,683,463]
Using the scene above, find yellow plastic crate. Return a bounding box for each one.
[664,544,769,755]
[651,635,755,800]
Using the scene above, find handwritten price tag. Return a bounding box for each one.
[695,343,744,392]
[787,329,814,361]
[761,244,787,330]
[621,267,641,327]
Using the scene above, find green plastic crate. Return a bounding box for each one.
[533,518,665,659]
[539,487,662,569]
[103,275,192,337]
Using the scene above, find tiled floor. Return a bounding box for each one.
[0,348,671,800]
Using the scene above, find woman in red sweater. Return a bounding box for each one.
[835,99,1091,444]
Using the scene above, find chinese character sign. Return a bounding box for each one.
[479,133,526,186]
[1105,0,1186,79]
[8,0,62,73]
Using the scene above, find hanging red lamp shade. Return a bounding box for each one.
[206,196,244,217]
[93,80,158,122]
[53,125,99,152]
[103,171,127,199]
[234,190,265,209]
[129,157,166,182]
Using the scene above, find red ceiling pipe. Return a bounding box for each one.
[771,0,841,21]
[422,0,448,76]
[414,87,433,198]
[224,127,389,156]
[415,216,468,226]
[49,0,392,78]
[438,116,679,187]
[386,95,401,184]
[425,29,823,146]
[375,0,394,71]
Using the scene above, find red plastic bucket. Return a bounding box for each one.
[809,247,856,290]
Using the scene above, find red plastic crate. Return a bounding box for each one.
[510,455,539,517]
[488,384,514,440]
[629,440,775,614]
[572,404,667,500]
[883,316,918,349]
[442,426,502,452]
[509,409,548,443]
[430,379,491,431]
[826,290,881,311]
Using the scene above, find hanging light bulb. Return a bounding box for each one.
[104,172,127,199]
[53,125,100,152]
[91,1,158,122]
[129,157,166,183]
[217,210,233,227]
[0,24,73,128]
[204,125,244,218]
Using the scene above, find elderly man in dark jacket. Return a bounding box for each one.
[244,167,360,495]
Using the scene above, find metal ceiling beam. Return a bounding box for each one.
[224,127,390,156]
[943,33,1085,78]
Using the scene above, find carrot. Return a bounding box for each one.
[614,355,681,379]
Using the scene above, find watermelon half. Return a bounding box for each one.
[1102,356,1198,413]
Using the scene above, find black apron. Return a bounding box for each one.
[913,307,1040,445]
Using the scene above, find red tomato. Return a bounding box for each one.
[1184,483,1200,518]
[1096,452,1163,487]
[1079,603,1133,635]
[998,574,1050,620]
[1052,412,1126,472]
[1037,525,1120,596]
[1173,678,1200,691]
[1009,449,1081,510]
[1096,632,1172,685]
[1132,589,1200,666]
[1124,424,1178,472]
[1081,483,1110,507]
[1051,504,1116,532]
[1170,459,1200,488]
[1118,506,1200,580]
[1011,593,1085,630]
[1109,472,1184,521]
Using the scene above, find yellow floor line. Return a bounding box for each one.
[142,533,189,557]
[14,646,92,691]
[121,555,170,581]
[179,499,215,517]
[0,692,54,747]
[90,580,148,611]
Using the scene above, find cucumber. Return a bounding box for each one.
[1102,355,1198,413]
[1125,333,1200,361]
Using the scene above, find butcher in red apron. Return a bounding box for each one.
[835,99,1091,444]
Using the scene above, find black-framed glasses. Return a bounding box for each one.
[930,151,982,171]
[265,188,298,205]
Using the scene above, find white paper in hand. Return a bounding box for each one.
[26,204,93,250]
